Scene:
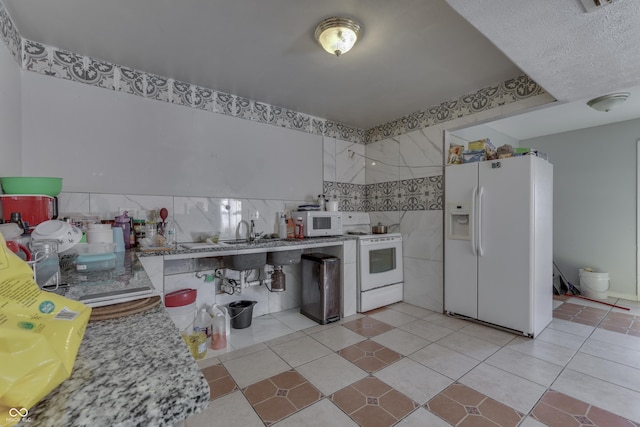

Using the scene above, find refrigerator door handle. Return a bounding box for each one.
[478,186,485,257]
[471,185,477,256]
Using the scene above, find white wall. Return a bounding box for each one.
[20,71,322,201]
[0,41,21,175]
[526,119,639,300]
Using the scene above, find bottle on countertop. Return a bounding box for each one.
[294,217,304,239]
[114,211,132,249]
[133,219,146,247]
[278,212,287,239]
[286,216,294,239]
[317,194,326,211]
[165,219,177,246]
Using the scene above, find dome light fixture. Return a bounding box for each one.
[586,92,630,112]
[314,16,362,57]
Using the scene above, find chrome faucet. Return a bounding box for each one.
[236,219,261,241]
[236,220,250,241]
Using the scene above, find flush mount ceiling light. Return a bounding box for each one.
[314,16,362,57]
[586,92,630,112]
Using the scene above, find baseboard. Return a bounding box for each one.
[607,291,639,302]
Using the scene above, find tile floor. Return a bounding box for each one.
[185,296,640,426]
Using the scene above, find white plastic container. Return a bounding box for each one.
[579,268,610,299]
[165,289,197,331]
[87,225,114,244]
[193,306,213,343]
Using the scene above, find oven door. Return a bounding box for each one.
[358,237,403,291]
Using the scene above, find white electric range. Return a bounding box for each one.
[342,213,404,312]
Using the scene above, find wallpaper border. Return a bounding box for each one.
[0,1,550,147]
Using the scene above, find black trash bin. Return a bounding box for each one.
[228,300,257,329]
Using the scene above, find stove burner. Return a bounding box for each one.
[346,231,368,235]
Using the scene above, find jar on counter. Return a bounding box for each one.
[133,219,146,247]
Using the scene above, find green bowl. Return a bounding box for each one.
[0,177,63,197]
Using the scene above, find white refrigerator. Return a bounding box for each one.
[444,155,553,337]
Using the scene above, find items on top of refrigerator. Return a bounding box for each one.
[448,138,547,165]
[467,138,489,151]
[497,144,515,158]
[462,150,486,163]
[448,144,464,164]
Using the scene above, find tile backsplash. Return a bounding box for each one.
[59,176,443,244]
[322,178,442,213]
[58,192,308,243]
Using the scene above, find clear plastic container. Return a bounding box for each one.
[75,252,117,271]
[30,239,60,288]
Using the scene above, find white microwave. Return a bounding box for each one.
[293,211,343,237]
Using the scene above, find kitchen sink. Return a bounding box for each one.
[267,249,302,265]
[220,240,251,245]
[222,252,267,270]
[220,237,283,246]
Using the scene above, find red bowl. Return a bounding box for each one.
[164,288,197,307]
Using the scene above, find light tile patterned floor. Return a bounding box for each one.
[187,299,640,427]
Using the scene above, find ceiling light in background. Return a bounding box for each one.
[586,92,630,112]
[314,17,362,57]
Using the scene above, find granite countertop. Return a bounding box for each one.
[26,251,210,427]
[139,235,357,258]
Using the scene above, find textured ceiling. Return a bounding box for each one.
[4,0,639,136]
[2,0,522,130]
[444,0,640,140]
[446,0,640,104]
